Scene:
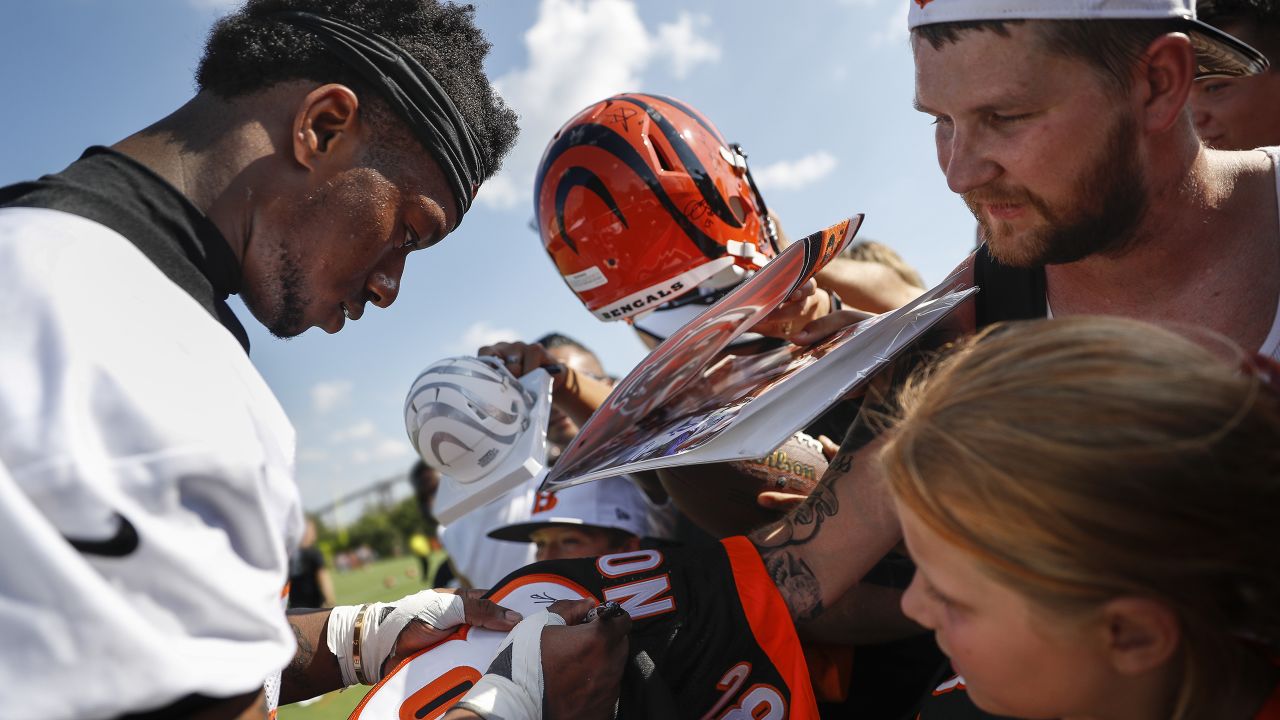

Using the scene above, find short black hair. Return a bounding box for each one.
[197,0,518,181]
[913,18,1187,92]
[535,332,598,359]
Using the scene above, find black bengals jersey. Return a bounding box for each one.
[485,536,818,719]
[913,672,1012,720]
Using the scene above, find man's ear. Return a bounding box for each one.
[1099,596,1181,676]
[291,83,363,172]
[1134,33,1197,134]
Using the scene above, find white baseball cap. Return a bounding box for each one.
[907,0,1269,78]
[487,475,651,542]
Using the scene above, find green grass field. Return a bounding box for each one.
[279,552,446,720]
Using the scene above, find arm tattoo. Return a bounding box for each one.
[763,548,824,622]
[750,420,858,620]
[752,351,924,622]
[751,475,841,621]
[282,609,322,699]
[751,468,841,550]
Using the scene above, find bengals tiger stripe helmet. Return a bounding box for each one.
[534,92,779,322]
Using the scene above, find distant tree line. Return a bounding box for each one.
[315,496,430,559]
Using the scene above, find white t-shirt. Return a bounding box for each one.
[0,208,303,719]
[438,476,538,589]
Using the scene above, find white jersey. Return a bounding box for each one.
[0,207,303,719]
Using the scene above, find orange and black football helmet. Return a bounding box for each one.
[534,92,779,323]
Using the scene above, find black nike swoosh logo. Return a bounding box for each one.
[64,512,139,557]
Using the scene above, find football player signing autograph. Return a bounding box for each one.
[400,538,818,720]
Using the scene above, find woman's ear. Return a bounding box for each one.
[1100,596,1181,676]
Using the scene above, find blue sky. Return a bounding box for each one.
[2,0,978,519]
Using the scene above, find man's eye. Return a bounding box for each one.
[1203,81,1232,95]
[404,226,442,252]
[990,112,1032,125]
[402,226,420,250]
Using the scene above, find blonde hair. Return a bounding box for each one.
[842,240,926,289]
[882,316,1280,720]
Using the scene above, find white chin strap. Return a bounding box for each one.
[326,590,468,686]
[725,240,767,268]
[454,610,566,720]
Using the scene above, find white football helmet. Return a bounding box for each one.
[404,356,535,484]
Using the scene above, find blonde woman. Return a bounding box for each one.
[883,317,1280,720]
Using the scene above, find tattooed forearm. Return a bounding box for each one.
[751,471,841,550]
[283,612,318,694]
[762,548,824,622]
[279,608,341,705]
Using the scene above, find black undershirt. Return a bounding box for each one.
[0,146,250,353]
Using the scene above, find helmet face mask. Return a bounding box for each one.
[535,93,776,323]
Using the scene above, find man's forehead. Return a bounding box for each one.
[396,145,462,233]
[548,346,605,377]
[404,190,458,233]
[912,26,1081,109]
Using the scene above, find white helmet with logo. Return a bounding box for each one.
[404,356,535,484]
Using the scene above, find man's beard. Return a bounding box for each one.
[968,112,1148,268]
[265,249,307,339]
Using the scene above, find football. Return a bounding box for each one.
[657,431,829,538]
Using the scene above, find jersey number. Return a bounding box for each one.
[399,666,482,720]
[596,550,676,620]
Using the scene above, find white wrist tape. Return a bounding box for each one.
[326,590,468,686]
[454,610,566,720]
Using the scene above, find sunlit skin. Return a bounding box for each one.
[530,525,638,562]
[115,82,460,339]
[236,86,459,338]
[545,345,608,449]
[897,501,1178,720]
[912,25,1146,268]
[1190,22,1280,151]
[246,161,455,338]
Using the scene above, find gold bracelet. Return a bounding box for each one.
[352,603,371,685]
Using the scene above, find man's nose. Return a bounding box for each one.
[941,129,1001,196]
[365,254,406,309]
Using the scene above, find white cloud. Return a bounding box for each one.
[476,0,720,211]
[753,151,838,192]
[353,438,413,464]
[311,380,352,414]
[331,419,377,443]
[450,320,521,354]
[653,13,721,80]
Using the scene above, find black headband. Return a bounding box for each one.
[272,10,486,220]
